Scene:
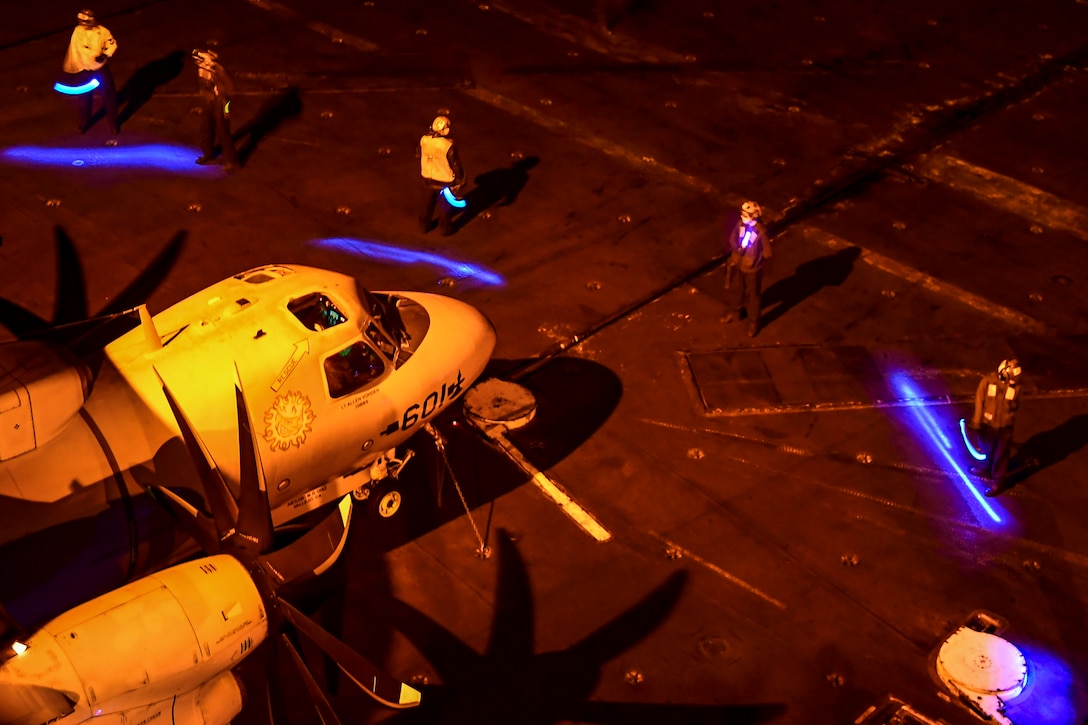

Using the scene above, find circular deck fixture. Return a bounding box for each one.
[936,627,1027,720]
[463,379,537,430]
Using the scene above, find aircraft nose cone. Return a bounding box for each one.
[397,291,495,387]
[450,298,496,376]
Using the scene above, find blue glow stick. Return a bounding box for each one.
[959,418,988,461]
[891,374,1002,523]
[440,186,466,208]
[54,78,100,95]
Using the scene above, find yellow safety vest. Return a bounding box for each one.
[64,25,116,73]
[419,135,454,183]
[976,373,1018,429]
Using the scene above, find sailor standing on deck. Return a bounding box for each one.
[417,115,465,236]
[724,201,773,337]
[193,48,239,170]
[969,358,1022,496]
[62,9,118,134]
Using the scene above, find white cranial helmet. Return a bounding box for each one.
[431,115,451,136]
[740,200,761,223]
[998,358,1022,382]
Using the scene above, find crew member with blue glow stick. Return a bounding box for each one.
[62,10,118,134]
[417,115,465,236]
[192,49,239,170]
[969,358,1022,496]
[724,201,772,337]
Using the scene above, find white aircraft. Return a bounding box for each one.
[0,258,495,630]
[0,378,422,725]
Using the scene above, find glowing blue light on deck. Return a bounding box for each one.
[311,237,504,286]
[1,143,220,175]
[889,373,1003,524]
[959,418,988,461]
[1007,644,1078,724]
[440,186,466,208]
[53,78,100,95]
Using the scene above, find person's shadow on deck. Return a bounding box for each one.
[454,156,539,233]
[116,50,186,128]
[1004,414,1088,489]
[759,246,861,328]
[232,87,303,166]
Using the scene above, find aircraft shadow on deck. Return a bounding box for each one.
[350,355,623,554]
[0,482,193,634]
[289,358,780,722]
[319,530,786,724]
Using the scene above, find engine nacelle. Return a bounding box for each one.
[0,556,266,724]
[0,341,90,461]
[70,670,244,725]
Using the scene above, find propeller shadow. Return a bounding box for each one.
[0,226,186,352]
[346,530,786,724]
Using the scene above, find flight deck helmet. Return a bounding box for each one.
[192,48,218,69]
[740,200,762,224]
[431,115,451,137]
[77,9,96,25]
[998,358,1022,383]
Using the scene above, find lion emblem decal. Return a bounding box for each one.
[263,391,316,452]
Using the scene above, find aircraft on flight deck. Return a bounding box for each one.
[0,261,495,632]
[0,375,422,725]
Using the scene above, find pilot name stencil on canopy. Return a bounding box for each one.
[341,386,380,410]
[263,391,316,451]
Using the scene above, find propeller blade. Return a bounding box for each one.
[51,226,88,327]
[158,374,240,540]
[148,484,221,554]
[279,633,343,725]
[95,230,187,317]
[276,597,421,709]
[254,634,293,725]
[257,496,352,588]
[232,379,273,555]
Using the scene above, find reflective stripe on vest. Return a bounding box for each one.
[982,381,1017,426]
[420,135,454,182]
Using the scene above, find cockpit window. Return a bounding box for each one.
[365,322,398,360]
[324,343,385,398]
[289,293,347,332]
[235,265,294,284]
[362,289,410,347]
